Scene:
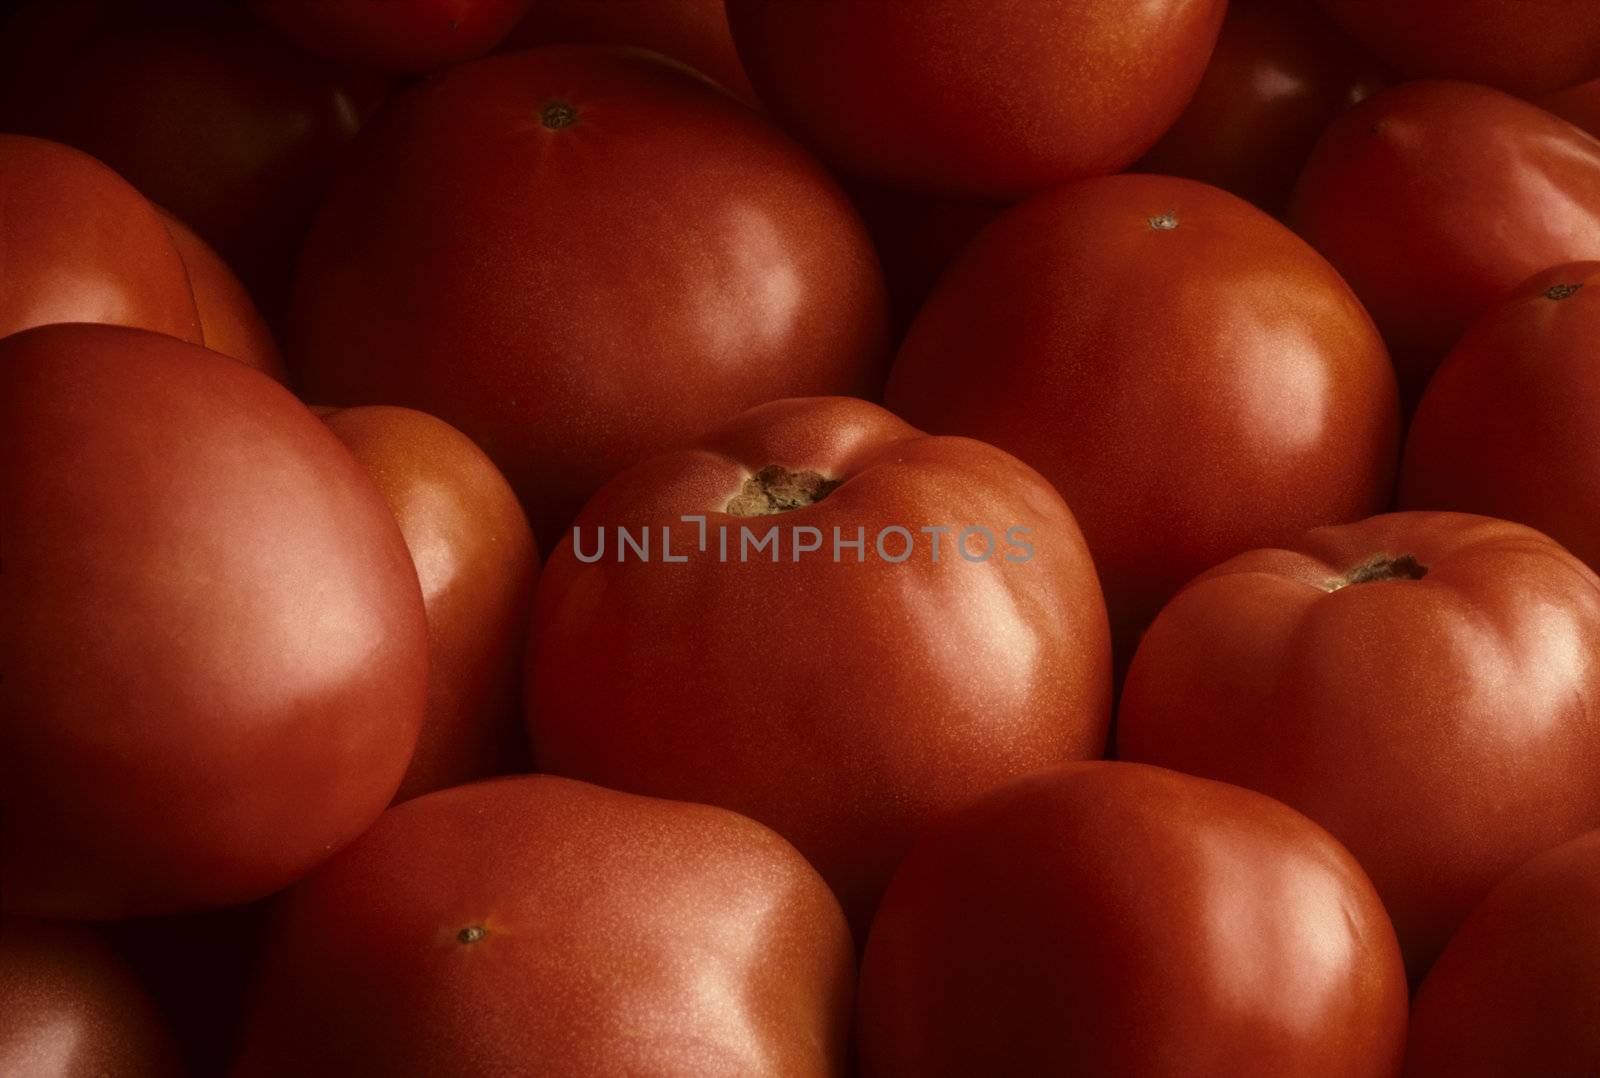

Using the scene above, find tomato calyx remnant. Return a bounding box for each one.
[457,925,488,944]
[1545,283,1584,301]
[1326,554,1429,591]
[1148,210,1179,231]
[541,101,579,130]
[725,465,842,516]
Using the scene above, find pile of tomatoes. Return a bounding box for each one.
[5,1,1600,1075]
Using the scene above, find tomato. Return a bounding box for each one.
[250,0,532,74]
[159,210,285,383]
[320,405,539,801]
[1,918,180,1077]
[233,775,854,1076]
[0,134,199,344]
[0,324,428,919]
[527,396,1111,933]
[725,0,1227,201]
[1118,511,1600,977]
[1288,81,1600,399]
[1540,76,1600,138]
[857,762,1408,1076]
[1315,0,1600,95]
[292,46,888,550]
[886,174,1398,658]
[1406,830,1600,1076]
[1136,0,1387,215]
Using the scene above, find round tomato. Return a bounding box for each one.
[885,174,1398,657]
[0,324,428,919]
[159,210,284,383]
[1289,81,1600,399]
[250,0,531,74]
[320,405,539,801]
[527,396,1111,933]
[292,46,888,550]
[1540,76,1600,139]
[857,762,1408,1076]
[725,0,1227,201]
[233,776,854,1076]
[1118,511,1600,977]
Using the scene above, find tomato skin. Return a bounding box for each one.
[250,0,532,74]
[725,0,1227,201]
[320,405,539,801]
[0,324,428,919]
[886,174,1398,656]
[1540,77,1600,139]
[527,396,1111,933]
[159,210,285,383]
[1118,511,1600,977]
[232,776,854,1077]
[1405,830,1600,1076]
[857,762,1408,1077]
[1289,81,1600,398]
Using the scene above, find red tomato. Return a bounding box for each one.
[857,762,1408,1076]
[528,396,1112,933]
[0,918,180,1077]
[1406,830,1600,1075]
[886,174,1398,657]
[725,0,1227,201]
[1136,0,1387,215]
[1315,0,1600,95]
[320,405,539,801]
[233,776,854,1076]
[250,0,532,74]
[1540,76,1600,139]
[292,46,888,550]
[0,134,199,344]
[1402,264,1600,573]
[159,210,285,383]
[1289,81,1600,398]
[0,324,428,919]
[1118,511,1600,976]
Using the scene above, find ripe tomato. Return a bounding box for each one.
[1406,830,1600,1076]
[725,0,1227,201]
[527,396,1111,933]
[292,46,888,550]
[1136,0,1387,215]
[857,762,1408,1076]
[233,776,854,1076]
[0,134,199,344]
[320,405,540,801]
[1118,511,1600,976]
[1289,81,1600,398]
[1402,264,1600,573]
[159,210,285,383]
[1540,76,1600,138]
[249,0,532,74]
[886,174,1398,657]
[0,324,428,919]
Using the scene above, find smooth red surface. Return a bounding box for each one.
[528,397,1112,933]
[159,210,285,383]
[887,174,1398,655]
[1540,76,1600,138]
[0,919,179,1078]
[233,776,854,1076]
[857,762,1408,1077]
[0,134,200,344]
[1118,511,1600,976]
[321,405,539,801]
[1136,0,1386,215]
[726,0,1227,201]
[1406,830,1600,1076]
[1403,264,1600,573]
[1289,81,1600,398]
[0,324,428,919]
[292,46,888,550]
[250,0,532,73]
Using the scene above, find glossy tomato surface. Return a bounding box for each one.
[250,0,532,74]
[886,174,1398,655]
[321,405,539,801]
[528,397,1111,933]
[1541,77,1600,138]
[1402,264,1600,572]
[159,210,284,382]
[726,0,1226,201]
[857,762,1408,1077]
[233,776,854,1077]
[1118,511,1600,976]
[0,324,428,919]
[292,46,888,549]
[1289,81,1600,397]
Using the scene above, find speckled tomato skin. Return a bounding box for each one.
[857,763,1408,1077]
[233,776,855,1077]
[250,0,532,74]
[527,397,1111,934]
[726,0,1227,201]
[1118,512,1600,978]
[159,210,285,383]
[886,174,1398,657]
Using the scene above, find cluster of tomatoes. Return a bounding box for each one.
[5,1,1600,1075]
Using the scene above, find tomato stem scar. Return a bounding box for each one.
[726,465,841,516]
[541,101,578,130]
[1326,554,1429,591]
[457,925,488,944]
